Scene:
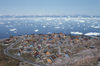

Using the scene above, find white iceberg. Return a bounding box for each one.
[85,32,100,36]
[71,32,83,35]
[91,25,100,28]
[34,29,39,32]
[43,25,46,28]
[10,28,16,31]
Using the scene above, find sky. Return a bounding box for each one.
[0,0,100,16]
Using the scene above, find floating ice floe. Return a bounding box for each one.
[71,32,83,35]
[0,22,4,24]
[30,24,33,26]
[91,25,100,28]
[79,20,85,23]
[10,28,16,31]
[46,18,53,21]
[85,32,100,36]
[8,22,11,24]
[34,29,39,32]
[43,25,46,28]
[55,26,60,29]
[59,22,62,25]
[63,18,70,21]
[62,27,64,29]
[48,32,52,34]
[5,25,13,28]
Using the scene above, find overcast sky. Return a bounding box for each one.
[0,0,100,15]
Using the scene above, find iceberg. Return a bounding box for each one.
[10,28,16,31]
[85,32,100,36]
[71,32,83,35]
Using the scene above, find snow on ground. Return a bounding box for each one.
[85,32,100,36]
[71,32,83,35]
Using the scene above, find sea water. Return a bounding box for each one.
[0,16,100,39]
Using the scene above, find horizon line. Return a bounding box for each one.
[0,14,100,16]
